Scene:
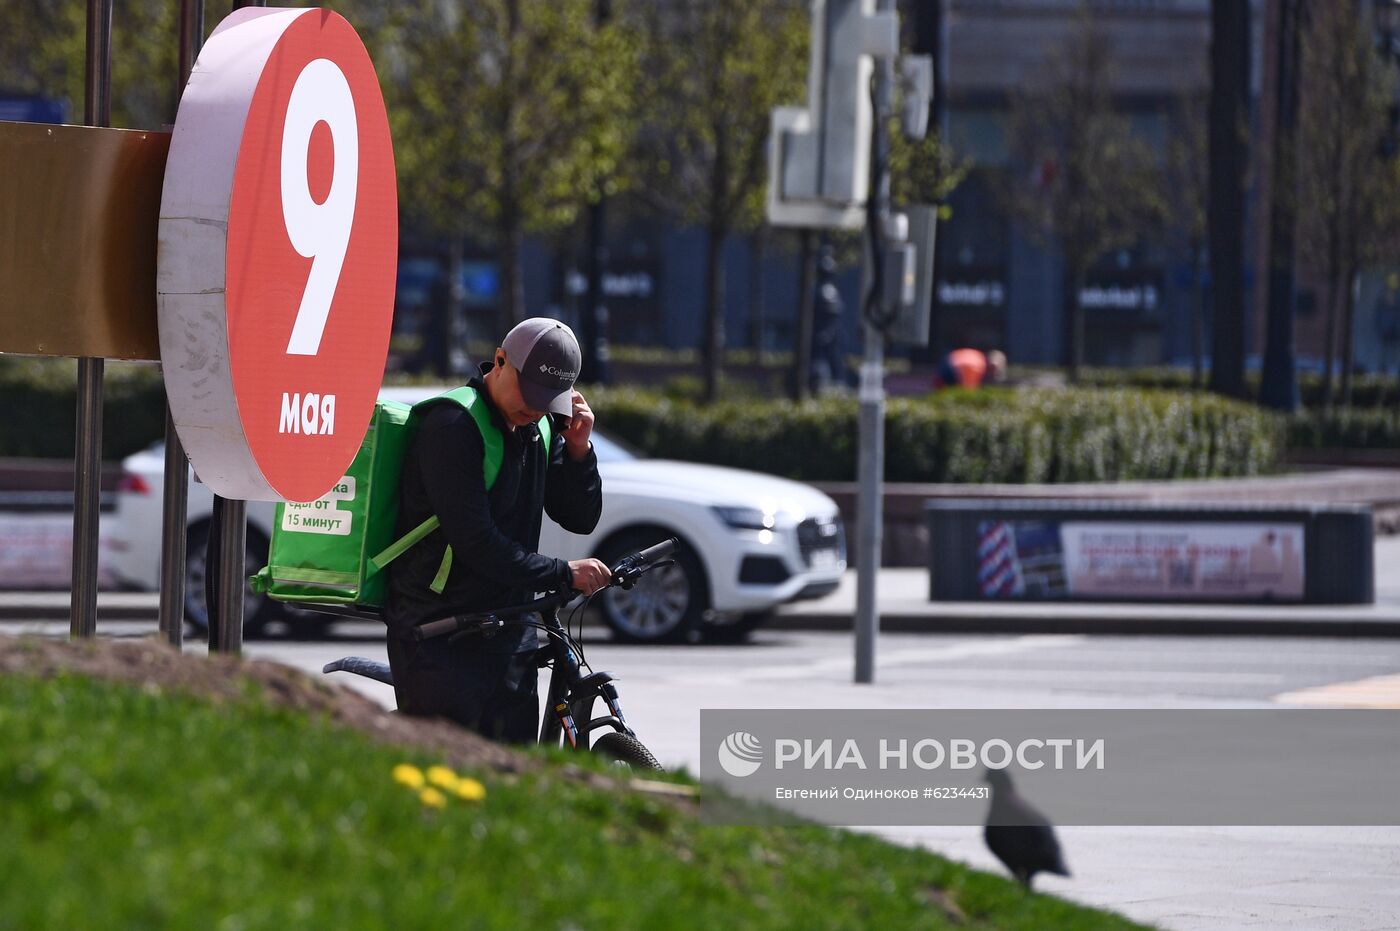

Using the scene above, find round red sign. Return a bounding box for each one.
[158,8,397,502]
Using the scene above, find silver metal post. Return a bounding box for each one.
[71,0,113,640]
[210,497,246,655]
[157,0,202,650]
[208,0,261,654]
[854,0,897,683]
[854,324,884,684]
[157,409,189,647]
[71,360,104,639]
[159,0,204,649]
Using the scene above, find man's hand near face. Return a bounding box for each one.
[561,389,595,461]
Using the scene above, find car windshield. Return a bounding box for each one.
[589,431,637,463]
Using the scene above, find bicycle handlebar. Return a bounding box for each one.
[412,537,680,641]
[629,538,676,568]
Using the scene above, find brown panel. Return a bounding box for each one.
[0,120,168,361]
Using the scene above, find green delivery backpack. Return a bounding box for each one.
[249,386,551,611]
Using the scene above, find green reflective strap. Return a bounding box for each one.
[430,546,453,594]
[370,515,440,571]
[538,414,552,453]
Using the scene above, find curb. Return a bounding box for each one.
[768,610,1400,638]
[0,596,159,622]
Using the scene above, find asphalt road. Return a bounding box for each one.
[12,620,1400,930]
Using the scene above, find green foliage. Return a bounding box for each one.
[890,124,968,211]
[0,0,224,130]
[0,672,1146,930]
[1288,408,1400,450]
[1003,12,1164,271]
[364,0,638,242]
[0,359,164,460]
[632,0,808,235]
[1061,366,1400,411]
[591,386,1283,483]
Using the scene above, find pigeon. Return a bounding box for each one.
[982,767,1071,890]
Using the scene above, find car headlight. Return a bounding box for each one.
[712,506,777,531]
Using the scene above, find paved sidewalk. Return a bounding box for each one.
[771,536,1400,637]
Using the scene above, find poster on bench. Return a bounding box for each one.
[977,520,1305,601]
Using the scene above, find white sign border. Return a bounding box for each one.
[157,7,310,501]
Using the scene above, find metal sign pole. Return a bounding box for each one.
[854,321,884,683]
[854,0,897,684]
[70,0,113,641]
[212,497,246,654]
[157,0,204,651]
[204,0,267,657]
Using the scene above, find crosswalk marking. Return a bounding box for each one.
[1273,673,1400,708]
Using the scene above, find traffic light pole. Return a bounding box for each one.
[855,0,897,685]
[854,320,884,684]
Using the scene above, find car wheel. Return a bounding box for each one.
[703,610,772,644]
[185,521,276,639]
[596,531,707,644]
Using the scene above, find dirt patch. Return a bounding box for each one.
[0,634,688,805]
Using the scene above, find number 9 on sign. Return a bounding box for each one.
[281,58,358,357]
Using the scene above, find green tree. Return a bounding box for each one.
[0,0,219,128]
[1004,11,1161,382]
[1295,0,1400,409]
[632,0,807,403]
[368,0,638,335]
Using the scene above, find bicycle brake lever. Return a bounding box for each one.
[448,616,503,644]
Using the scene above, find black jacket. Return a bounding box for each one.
[385,366,603,652]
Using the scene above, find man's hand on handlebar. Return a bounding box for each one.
[568,557,611,596]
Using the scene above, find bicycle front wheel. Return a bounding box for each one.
[591,732,664,772]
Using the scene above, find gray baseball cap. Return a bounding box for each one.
[502,317,582,416]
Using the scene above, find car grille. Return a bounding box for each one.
[797,516,845,567]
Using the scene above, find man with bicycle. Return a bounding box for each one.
[385,317,610,743]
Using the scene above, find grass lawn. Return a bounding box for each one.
[0,671,1148,930]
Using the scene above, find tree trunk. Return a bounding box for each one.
[499,217,526,333]
[790,229,816,401]
[580,197,610,385]
[1258,0,1301,413]
[702,223,726,403]
[1191,238,1206,388]
[499,0,523,335]
[1340,265,1358,409]
[1208,0,1251,400]
[1062,258,1085,382]
[1321,273,1340,412]
[747,227,768,355]
[437,237,465,376]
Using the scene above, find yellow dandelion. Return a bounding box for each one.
[454,777,486,802]
[419,787,447,809]
[392,763,425,789]
[426,765,459,791]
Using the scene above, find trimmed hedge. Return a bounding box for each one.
[590,386,1284,483]
[1288,409,1400,450]
[0,359,166,460]
[1060,366,1400,411]
[0,360,1285,481]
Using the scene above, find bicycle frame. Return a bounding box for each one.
[534,601,632,749]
